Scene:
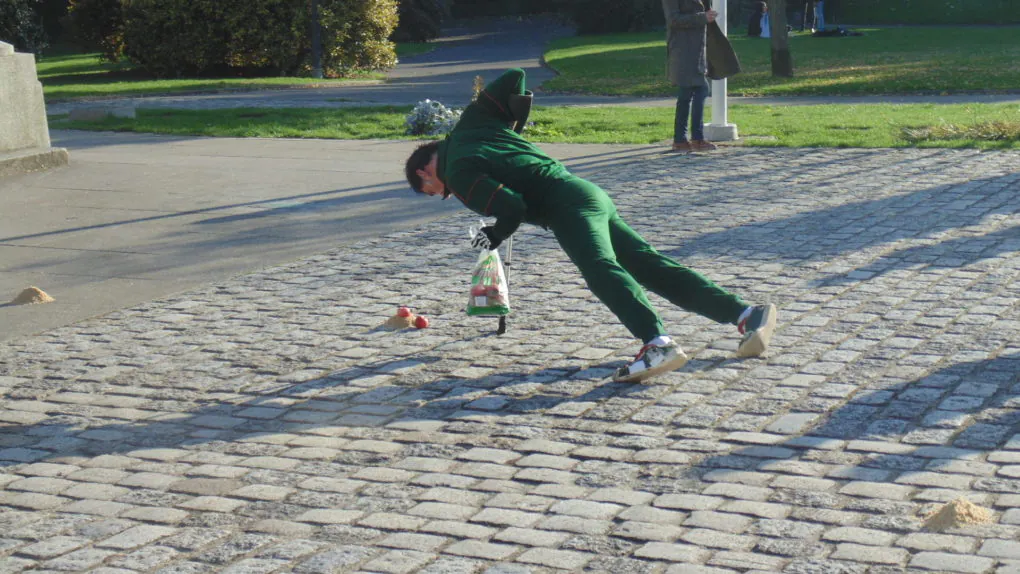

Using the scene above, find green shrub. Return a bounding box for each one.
[106,0,396,78]
[124,0,310,77]
[220,0,308,74]
[66,0,123,60]
[120,0,228,77]
[839,0,1020,24]
[392,0,443,43]
[555,0,664,34]
[1,0,48,52]
[319,0,398,75]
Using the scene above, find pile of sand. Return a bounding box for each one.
[11,287,55,305]
[381,314,415,330]
[924,498,993,532]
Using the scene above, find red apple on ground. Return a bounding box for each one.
[396,306,412,317]
[414,315,429,329]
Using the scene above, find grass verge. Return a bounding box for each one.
[542,27,1020,97]
[50,103,1020,149]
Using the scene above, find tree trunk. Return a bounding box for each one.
[766,0,794,77]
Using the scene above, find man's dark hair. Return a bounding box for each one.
[405,140,441,194]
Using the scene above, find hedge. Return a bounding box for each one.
[392,0,444,43]
[1,0,48,52]
[66,0,398,77]
[555,0,664,33]
[838,0,1020,25]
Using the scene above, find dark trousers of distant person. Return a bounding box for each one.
[674,84,709,144]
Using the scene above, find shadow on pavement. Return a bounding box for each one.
[658,169,1018,272]
[0,182,407,245]
[814,224,1020,287]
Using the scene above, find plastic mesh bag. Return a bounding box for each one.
[466,248,510,317]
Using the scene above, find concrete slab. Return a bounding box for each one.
[0,131,655,343]
[0,147,69,178]
[0,131,460,341]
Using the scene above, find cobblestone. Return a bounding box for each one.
[830,543,909,565]
[19,536,90,559]
[97,525,177,549]
[633,542,711,563]
[444,540,518,560]
[516,547,593,569]
[2,147,1019,572]
[909,551,993,573]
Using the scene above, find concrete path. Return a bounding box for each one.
[0,130,659,343]
[1,145,1018,573]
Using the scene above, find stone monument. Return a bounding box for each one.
[0,40,69,177]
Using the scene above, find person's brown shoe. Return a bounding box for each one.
[671,141,692,153]
[691,139,718,151]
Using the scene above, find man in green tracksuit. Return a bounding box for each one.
[405,68,776,383]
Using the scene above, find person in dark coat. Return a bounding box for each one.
[662,0,718,153]
[748,1,766,36]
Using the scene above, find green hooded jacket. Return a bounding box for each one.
[435,68,572,244]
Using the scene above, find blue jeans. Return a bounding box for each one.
[674,84,708,143]
[814,0,825,30]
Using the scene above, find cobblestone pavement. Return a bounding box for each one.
[2,147,1019,573]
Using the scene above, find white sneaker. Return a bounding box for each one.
[613,341,688,383]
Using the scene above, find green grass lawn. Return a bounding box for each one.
[50,103,1020,149]
[542,27,1020,97]
[36,42,433,102]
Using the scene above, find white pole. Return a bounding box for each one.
[705,0,739,141]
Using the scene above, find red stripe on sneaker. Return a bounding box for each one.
[633,343,653,361]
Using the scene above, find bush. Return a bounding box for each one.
[219,0,308,74]
[319,0,398,75]
[122,0,310,77]
[85,0,397,78]
[65,0,123,60]
[392,0,443,43]
[0,0,48,52]
[555,0,664,34]
[120,0,229,77]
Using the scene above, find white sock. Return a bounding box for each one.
[647,335,673,347]
[737,306,753,325]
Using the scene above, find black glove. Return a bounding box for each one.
[470,226,502,251]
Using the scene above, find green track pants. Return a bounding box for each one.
[547,177,747,343]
